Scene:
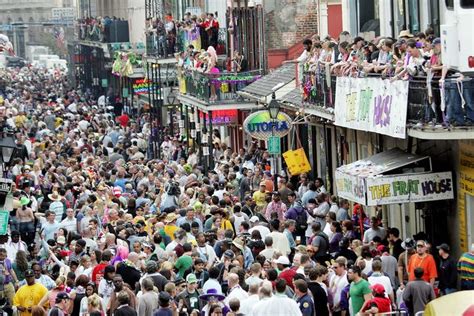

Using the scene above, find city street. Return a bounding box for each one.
[0,1,474,316]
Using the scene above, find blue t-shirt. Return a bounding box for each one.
[42,221,61,241]
[153,308,173,316]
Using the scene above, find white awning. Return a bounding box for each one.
[335,148,453,206]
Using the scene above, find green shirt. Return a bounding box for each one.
[175,255,193,278]
[349,278,371,313]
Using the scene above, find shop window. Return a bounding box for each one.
[445,0,454,10]
[392,0,406,37]
[461,0,474,8]
[407,0,420,33]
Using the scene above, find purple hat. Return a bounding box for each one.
[199,288,226,301]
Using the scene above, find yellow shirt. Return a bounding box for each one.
[164,224,179,240]
[13,282,48,316]
[253,190,267,208]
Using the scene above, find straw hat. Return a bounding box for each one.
[232,237,245,252]
[48,191,61,201]
[398,30,414,38]
[165,213,178,224]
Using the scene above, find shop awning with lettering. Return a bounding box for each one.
[335,148,454,206]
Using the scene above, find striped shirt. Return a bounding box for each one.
[457,252,474,280]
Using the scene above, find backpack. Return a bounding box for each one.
[294,207,308,231]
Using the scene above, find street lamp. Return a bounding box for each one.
[0,132,17,177]
[0,133,17,165]
[267,91,281,190]
[268,92,280,120]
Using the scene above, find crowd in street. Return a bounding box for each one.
[289,29,474,127]
[0,46,474,316]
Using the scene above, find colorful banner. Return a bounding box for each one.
[365,172,454,206]
[335,170,367,205]
[334,77,409,139]
[132,79,157,95]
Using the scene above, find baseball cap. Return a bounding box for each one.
[433,37,441,45]
[436,243,450,252]
[371,283,385,295]
[223,249,235,259]
[249,216,259,223]
[55,292,70,302]
[186,273,198,284]
[274,256,290,266]
[24,269,34,277]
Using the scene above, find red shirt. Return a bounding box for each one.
[362,297,391,313]
[117,114,129,127]
[92,263,108,285]
[279,267,297,289]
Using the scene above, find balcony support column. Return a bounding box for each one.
[209,111,214,171]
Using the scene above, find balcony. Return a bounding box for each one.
[145,26,227,61]
[287,70,474,140]
[177,70,263,110]
[77,18,129,43]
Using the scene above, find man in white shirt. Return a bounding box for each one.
[363,217,387,244]
[259,236,276,261]
[262,279,302,316]
[368,260,394,304]
[245,263,264,287]
[61,208,78,234]
[240,283,260,315]
[268,220,290,256]
[224,273,248,306]
[329,257,349,314]
[248,216,271,239]
[5,231,27,261]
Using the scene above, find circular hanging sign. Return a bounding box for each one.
[243,110,293,140]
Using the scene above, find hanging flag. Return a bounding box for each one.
[53,27,65,48]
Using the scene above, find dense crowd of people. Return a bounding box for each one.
[287,29,474,127]
[1,34,474,316]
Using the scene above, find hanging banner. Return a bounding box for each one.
[334,77,409,139]
[132,78,157,95]
[335,170,367,205]
[365,172,454,206]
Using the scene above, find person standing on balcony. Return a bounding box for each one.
[284,39,312,66]
[165,13,176,57]
[232,51,247,73]
[206,13,219,49]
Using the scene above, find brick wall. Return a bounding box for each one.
[265,0,318,50]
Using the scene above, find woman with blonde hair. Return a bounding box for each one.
[87,293,103,316]
[38,275,69,309]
